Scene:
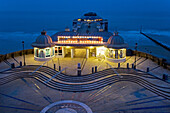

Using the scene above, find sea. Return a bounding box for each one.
[0,11,170,62]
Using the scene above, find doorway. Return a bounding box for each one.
[74,49,86,58]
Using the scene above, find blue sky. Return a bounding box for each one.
[0,0,170,14]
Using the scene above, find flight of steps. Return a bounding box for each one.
[0,65,169,100]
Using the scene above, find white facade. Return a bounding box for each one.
[34,47,55,61]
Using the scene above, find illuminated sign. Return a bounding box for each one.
[57,36,103,44]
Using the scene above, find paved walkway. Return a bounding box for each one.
[0,54,169,79]
[0,76,169,113]
[0,55,169,113]
[0,66,169,100]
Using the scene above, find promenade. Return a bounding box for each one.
[0,54,169,113]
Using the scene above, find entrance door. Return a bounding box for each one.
[74,49,86,58]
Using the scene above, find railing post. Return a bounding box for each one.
[54,64,56,70]
[95,66,97,73]
[11,63,15,68]
[127,63,129,69]
[77,63,81,76]
[92,67,94,73]
[147,67,149,72]
[59,66,61,71]
[118,63,120,68]
[162,74,168,81]
[132,64,134,69]
[158,59,160,65]
[20,61,22,66]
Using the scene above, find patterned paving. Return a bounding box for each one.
[0,65,170,113]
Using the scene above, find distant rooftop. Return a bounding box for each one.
[84,12,97,16]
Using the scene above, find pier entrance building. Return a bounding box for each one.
[32,12,128,63]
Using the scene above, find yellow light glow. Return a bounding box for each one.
[96,46,106,56]
[89,46,94,49]
[57,36,104,44]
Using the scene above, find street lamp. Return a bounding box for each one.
[134,43,138,69]
[22,41,26,66]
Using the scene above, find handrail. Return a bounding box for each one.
[44,67,67,83]
[97,59,105,69]
[29,58,53,75]
[81,53,87,70]
[105,62,122,78]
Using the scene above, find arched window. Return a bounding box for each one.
[115,50,118,59]
[35,49,39,57]
[120,50,123,58]
[46,49,50,57]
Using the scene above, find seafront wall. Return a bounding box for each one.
[131,50,170,70]
[0,49,34,62]
[0,49,169,70]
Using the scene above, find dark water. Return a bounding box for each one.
[1,11,170,32]
[0,11,170,61]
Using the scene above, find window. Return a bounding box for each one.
[52,47,55,56]
[39,50,44,58]
[115,50,118,59]
[58,47,62,55]
[55,47,62,56]
[109,50,113,58]
[55,47,58,53]
[120,50,123,58]
[46,49,50,57]
[35,49,39,57]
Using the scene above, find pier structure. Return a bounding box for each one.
[31,13,128,63]
[0,12,170,113]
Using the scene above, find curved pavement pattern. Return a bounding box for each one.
[0,65,170,100]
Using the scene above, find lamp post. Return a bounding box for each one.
[134,43,138,69]
[22,41,26,66]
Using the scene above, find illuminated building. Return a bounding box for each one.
[72,12,108,32]
[32,12,128,62]
[32,30,55,61]
[105,31,128,63]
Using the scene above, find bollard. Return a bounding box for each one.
[77,63,81,76]
[127,63,129,69]
[162,74,168,81]
[158,59,160,65]
[92,67,94,74]
[146,54,148,59]
[163,63,167,69]
[59,66,61,71]
[20,61,22,67]
[11,63,15,68]
[118,63,120,68]
[134,65,136,69]
[54,64,56,70]
[147,67,149,72]
[95,66,97,73]
[132,64,134,69]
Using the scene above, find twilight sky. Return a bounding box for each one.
[0,0,170,14]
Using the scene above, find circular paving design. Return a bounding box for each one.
[40,100,93,113]
[56,108,77,113]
